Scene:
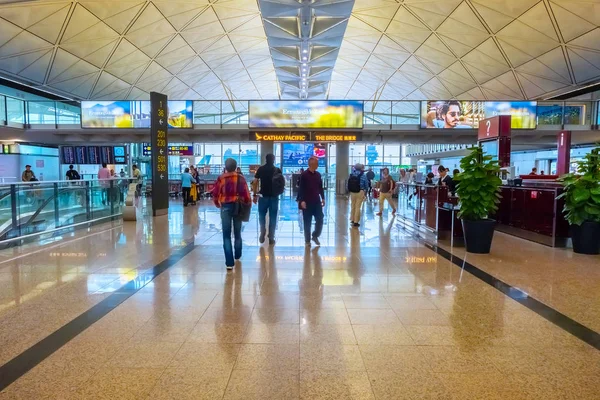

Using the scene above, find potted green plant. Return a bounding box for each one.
[454,146,502,253]
[557,148,600,255]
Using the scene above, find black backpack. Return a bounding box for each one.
[272,168,285,196]
[348,173,362,193]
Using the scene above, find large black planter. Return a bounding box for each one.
[571,221,600,255]
[462,219,496,254]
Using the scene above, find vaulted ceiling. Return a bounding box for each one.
[0,0,599,101]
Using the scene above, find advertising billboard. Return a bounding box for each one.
[82,100,193,128]
[81,101,134,128]
[421,101,536,129]
[282,143,315,168]
[249,100,363,128]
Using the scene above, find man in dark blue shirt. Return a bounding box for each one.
[297,157,325,247]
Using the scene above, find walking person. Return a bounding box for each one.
[252,154,285,245]
[212,158,251,270]
[366,167,375,198]
[98,163,111,205]
[347,163,368,227]
[376,167,397,216]
[181,167,193,207]
[66,165,80,181]
[298,157,325,247]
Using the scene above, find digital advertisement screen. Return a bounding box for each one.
[82,100,193,128]
[421,101,536,129]
[485,101,536,129]
[81,101,134,128]
[249,100,363,128]
[282,143,315,168]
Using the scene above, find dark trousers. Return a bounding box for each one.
[302,202,324,243]
[182,187,191,206]
[258,196,279,240]
[221,203,243,267]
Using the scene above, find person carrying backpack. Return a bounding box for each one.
[252,153,285,245]
[347,163,369,227]
[66,165,80,181]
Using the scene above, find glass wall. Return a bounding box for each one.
[6,97,25,126]
[0,95,5,125]
[347,144,404,172]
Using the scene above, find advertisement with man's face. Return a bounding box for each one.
[422,101,537,129]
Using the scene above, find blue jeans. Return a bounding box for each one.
[221,203,243,267]
[258,196,279,240]
[302,202,324,243]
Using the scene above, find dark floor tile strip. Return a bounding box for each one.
[0,241,197,392]
[424,242,600,351]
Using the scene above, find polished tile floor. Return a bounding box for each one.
[0,194,598,399]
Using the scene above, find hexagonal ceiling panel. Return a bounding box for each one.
[0,0,599,101]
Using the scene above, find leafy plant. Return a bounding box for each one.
[557,148,600,225]
[454,146,502,221]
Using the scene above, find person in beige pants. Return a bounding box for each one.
[347,164,368,227]
[376,167,397,216]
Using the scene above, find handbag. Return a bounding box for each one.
[234,178,251,222]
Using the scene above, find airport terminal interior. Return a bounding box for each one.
[0,0,600,399]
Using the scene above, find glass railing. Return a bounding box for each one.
[0,178,135,245]
[1,96,598,130]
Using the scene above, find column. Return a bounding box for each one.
[336,142,349,195]
[260,141,274,164]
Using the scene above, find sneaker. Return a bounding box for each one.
[305,242,311,247]
[353,223,360,228]
[312,236,320,246]
[259,234,265,244]
[226,265,234,271]
[376,212,382,216]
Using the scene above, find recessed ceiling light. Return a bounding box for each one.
[302,49,307,53]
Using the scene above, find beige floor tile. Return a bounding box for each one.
[72,367,165,400]
[552,374,600,400]
[300,343,365,372]
[352,324,414,345]
[244,324,300,344]
[369,370,451,400]
[419,345,498,373]
[384,295,438,310]
[300,324,357,345]
[199,307,252,325]
[395,309,451,326]
[224,369,299,400]
[171,342,240,370]
[251,308,300,324]
[106,341,181,368]
[360,345,431,373]
[186,323,248,344]
[147,367,230,400]
[347,308,401,325]
[132,319,196,342]
[300,370,375,400]
[300,295,346,309]
[406,326,458,346]
[235,343,299,371]
[255,294,300,309]
[342,294,390,309]
[301,308,350,325]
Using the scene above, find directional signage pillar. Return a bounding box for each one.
[150,92,168,216]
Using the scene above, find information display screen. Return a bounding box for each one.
[100,146,114,164]
[87,146,100,164]
[249,100,363,128]
[113,146,126,164]
[75,146,87,164]
[480,140,499,161]
[421,101,536,129]
[61,146,75,164]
